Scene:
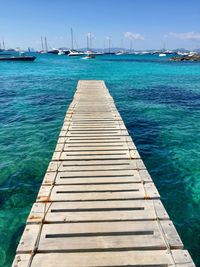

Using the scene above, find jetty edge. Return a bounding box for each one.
[12,80,195,267]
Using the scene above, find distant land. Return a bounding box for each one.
[7,47,200,53]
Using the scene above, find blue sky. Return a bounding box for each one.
[0,0,200,50]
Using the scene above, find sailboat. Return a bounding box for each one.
[40,36,46,53]
[104,37,115,55]
[68,28,84,56]
[159,41,167,57]
[82,33,96,59]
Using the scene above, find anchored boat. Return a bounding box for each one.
[68,50,85,56]
[0,56,36,61]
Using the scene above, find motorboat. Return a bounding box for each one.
[48,49,59,54]
[159,53,166,57]
[104,52,115,55]
[85,50,95,55]
[116,51,124,55]
[0,56,36,61]
[39,51,45,54]
[63,50,70,55]
[140,51,149,55]
[68,50,85,56]
[94,52,104,55]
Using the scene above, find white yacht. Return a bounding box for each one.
[159,53,166,57]
[116,51,124,55]
[140,51,149,55]
[68,50,85,56]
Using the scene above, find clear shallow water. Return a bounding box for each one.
[0,53,200,267]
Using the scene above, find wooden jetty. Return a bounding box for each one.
[13,80,195,267]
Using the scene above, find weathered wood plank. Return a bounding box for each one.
[47,159,145,172]
[17,221,183,253]
[27,250,195,267]
[63,144,129,151]
[27,200,169,224]
[59,150,140,160]
[16,224,41,253]
[12,254,31,267]
[57,136,132,143]
[52,175,148,185]
[36,182,159,202]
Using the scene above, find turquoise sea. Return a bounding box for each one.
[0,53,200,266]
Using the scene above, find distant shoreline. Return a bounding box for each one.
[170,54,200,61]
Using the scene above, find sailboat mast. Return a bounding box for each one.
[108,37,111,53]
[71,28,74,50]
[121,38,124,52]
[44,37,48,52]
[87,34,89,50]
[41,36,44,51]
[130,40,133,53]
[2,40,5,50]
[89,32,92,50]
[163,41,166,52]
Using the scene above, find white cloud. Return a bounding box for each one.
[167,32,200,42]
[124,32,144,41]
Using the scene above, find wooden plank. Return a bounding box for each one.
[45,209,166,223]
[63,144,129,151]
[46,169,152,185]
[64,130,129,136]
[59,150,140,160]
[64,126,122,130]
[57,136,131,143]
[56,169,140,178]
[40,181,155,200]
[17,222,164,253]
[12,254,31,267]
[17,220,183,253]
[37,182,159,202]
[63,142,131,148]
[53,176,143,185]
[172,250,196,267]
[28,250,195,267]
[59,153,131,161]
[159,220,183,249]
[16,224,40,253]
[63,124,127,130]
[27,200,169,224]
[50,177,149,186]
[47,159,145,170]
[64,123,120,126]
[50,182,146,193]
[56,159,140,171]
